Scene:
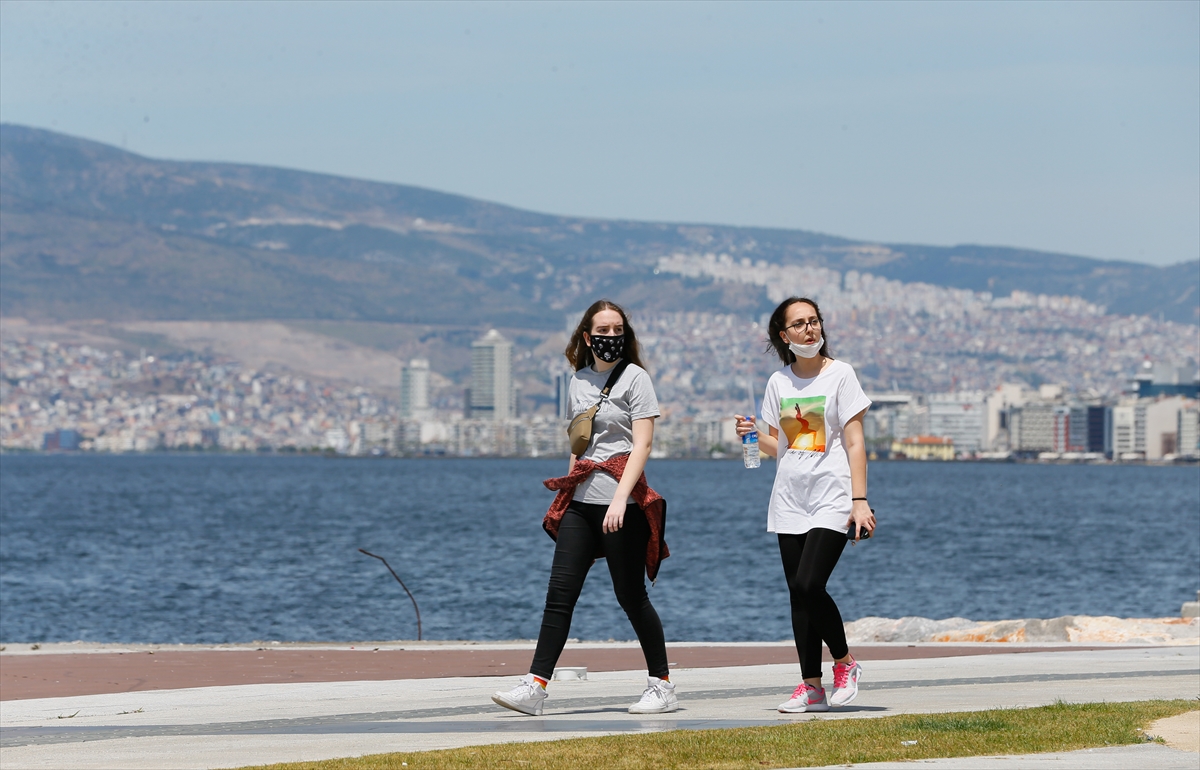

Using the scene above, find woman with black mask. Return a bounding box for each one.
[492,299,674,716]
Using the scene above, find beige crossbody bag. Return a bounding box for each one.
[566,359,631,457]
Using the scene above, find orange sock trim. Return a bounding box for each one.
[660,674,669,682]
[532,676,548,689]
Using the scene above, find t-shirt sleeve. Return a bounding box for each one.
[626,368,660,420]
[567,374,582,420]
[761,374,781,431]
[836,365,872,428]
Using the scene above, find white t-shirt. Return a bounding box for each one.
[760,359,872,535]
[568,362,660,503]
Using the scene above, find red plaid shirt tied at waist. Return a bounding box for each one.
[542,453,669,582]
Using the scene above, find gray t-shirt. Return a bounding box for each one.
[568,362,660,503]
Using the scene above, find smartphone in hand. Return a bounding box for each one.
[847,508,875,540]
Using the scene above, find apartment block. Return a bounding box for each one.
[470,329,515,421]
[1009,403,1056,453]
[927,391,987,452]
[1178,402,1199,458]
[1051,405,1088,453]
[1110,400,1146,459]
[1144,396,1187,460]
[399,359,431,419]
[554,371,573,420]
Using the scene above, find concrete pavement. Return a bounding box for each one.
[0,643,1197,770]
[5,641,1093,701]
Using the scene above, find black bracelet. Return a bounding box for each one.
[852,497,868,501]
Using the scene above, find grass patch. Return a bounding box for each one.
[241,700,1198,770]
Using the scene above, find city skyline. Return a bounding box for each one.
[4,314,1195,460]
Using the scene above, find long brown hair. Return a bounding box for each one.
[565,299,647,371]
[767,296,832,365]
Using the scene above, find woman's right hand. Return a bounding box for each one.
[734,415,756,437]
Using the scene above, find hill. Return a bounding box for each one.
[2,124,1196,326]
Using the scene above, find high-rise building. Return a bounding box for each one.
[927,391,986,453]
[400,359,431,419]
[985,383,1028,451]
[1009,402,1055,453]
[554,372,573,419]
[1050,405,1088,453]
[1144,396,1187,460]
[470,329,515,420]
[1086,405,1111,455]
[1178,402,1199,458]
[1110,400,1146,459]
[861,393,917,448]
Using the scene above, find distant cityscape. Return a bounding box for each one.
[2,126,1196,463]
[4,298,1198,461]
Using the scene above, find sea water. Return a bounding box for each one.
[1,455,1197,643]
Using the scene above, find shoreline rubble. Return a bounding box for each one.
[3,614,1198,653]
[845,615,1200,645]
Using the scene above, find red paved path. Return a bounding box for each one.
[0,645,1124,701]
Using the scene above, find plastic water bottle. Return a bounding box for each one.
[742,428,760,469]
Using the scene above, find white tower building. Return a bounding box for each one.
[470,329,515,420]
[400,359,431,419]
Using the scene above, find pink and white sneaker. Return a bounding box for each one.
[830,660,862,706]
[777,682,830,713]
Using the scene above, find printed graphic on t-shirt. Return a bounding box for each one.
[780,396,827,452]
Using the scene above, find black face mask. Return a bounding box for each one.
[590,334,625,363]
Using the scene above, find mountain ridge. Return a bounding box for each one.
[2,123,1196,326]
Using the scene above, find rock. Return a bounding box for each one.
[843,614,1200,644]
[1024,616,1077,641]
[1183,591,1200,619]
[844,616,975,643]
[932,619,1028,643]
[1067,615,1200,644]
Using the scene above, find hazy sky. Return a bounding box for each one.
[2,1,1197,266]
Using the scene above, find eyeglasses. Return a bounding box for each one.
[784,319,821,334]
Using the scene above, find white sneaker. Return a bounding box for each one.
[491,674,547,716]
[628,676,678,714]
[777,682,829,713]
[829,660,862,707]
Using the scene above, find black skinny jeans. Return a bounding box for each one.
[778,527,850,680]
[530,500,669,680]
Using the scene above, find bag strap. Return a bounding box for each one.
[597,359,631,403]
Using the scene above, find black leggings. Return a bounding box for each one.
[778,528,849,680]
[530,500,669,680]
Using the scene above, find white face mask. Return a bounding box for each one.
[788,337,823,359]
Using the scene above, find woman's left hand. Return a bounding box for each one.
[847,500,875,543]
[602,499,627,533]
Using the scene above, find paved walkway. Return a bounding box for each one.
[0,641,1130,700]
[0,643,1197,769]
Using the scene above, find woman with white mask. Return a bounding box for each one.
[735,296,875,713]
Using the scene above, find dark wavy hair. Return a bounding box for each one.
[565,299,647,371]
[767,296,832,365]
